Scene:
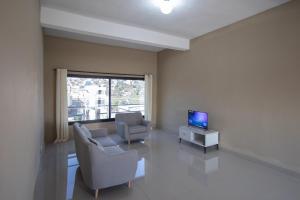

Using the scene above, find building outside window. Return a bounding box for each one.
[111,79,145,118]
[67,74,145,123]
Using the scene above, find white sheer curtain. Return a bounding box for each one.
[55,69,69,143]
[144,74,153,121]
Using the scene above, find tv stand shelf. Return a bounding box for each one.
[179,126,219,153]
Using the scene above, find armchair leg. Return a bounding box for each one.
[95,189,99,200]
[128,180,133,188]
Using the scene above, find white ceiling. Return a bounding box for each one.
[41,0,289,51]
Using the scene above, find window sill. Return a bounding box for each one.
[68,118,115,125]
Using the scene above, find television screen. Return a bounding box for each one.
[188,110,208,129]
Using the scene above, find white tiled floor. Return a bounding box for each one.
[34,130,300,200]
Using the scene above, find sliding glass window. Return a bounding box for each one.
[111,79,145,118]
[67,74,145,123]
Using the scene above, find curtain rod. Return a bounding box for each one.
[53,69,146,77]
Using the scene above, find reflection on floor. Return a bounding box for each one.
[34,130,300,200]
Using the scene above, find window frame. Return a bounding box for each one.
[67,73,145,125]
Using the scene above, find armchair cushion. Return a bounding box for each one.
[115,112,150,142]
[129,125,147,134]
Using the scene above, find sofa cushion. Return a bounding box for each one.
[81,125,92,138]
[90,128,108,138]
[95,137,116,147]
[87,137,104,150]
[103,146,124,155]
[88,137,99,146]
[129,125,147,134]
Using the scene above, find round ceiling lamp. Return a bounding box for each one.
[153,0,178,15]
[159,0,173,14]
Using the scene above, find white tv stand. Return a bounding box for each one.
[179,125,219,153]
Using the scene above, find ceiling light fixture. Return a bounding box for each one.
[153,0,178,15]
[159,0,173,14]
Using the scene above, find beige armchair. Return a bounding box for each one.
[115,112,151,144]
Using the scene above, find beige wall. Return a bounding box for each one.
[44,36,157,143]
[158,1,300,173]
[0,0,44,199]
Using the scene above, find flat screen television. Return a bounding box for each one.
[188,110,208,130]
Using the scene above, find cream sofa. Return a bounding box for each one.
[73,123,138,199]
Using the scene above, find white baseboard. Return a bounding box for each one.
[221,143,300,177]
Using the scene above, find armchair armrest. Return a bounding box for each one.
[116,121,129,139]
[142,119,152,131]
[90,128,108,138]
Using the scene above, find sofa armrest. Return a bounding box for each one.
[91,148,138,188]
[142,119,152,131]
[90,128,108,138]
[116,121,129,139]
